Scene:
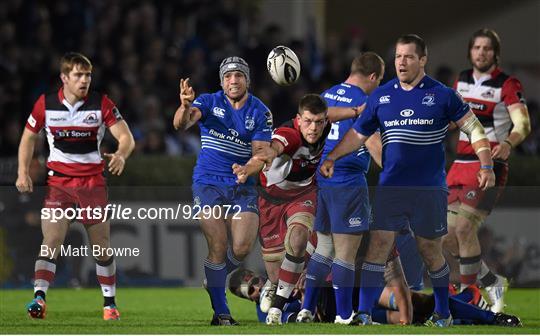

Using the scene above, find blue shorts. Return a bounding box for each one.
[372,187,448,239]
[192,176,259,215]
[314,186,371,234]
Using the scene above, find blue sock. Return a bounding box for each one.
[429,262,450,318]
[371,306,388,324]
[358,262,385,315]
[449,296,495,324]
[204,259,230,315]
[332,259,355,319]
[225,247,241,274]
[452,289,473,303]
[302,252,332,313]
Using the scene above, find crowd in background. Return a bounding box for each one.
[1,0,538,160]
[0,0,539,288]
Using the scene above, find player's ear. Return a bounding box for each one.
[60,72,68,84]
[419,55,428,67]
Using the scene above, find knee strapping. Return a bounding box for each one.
[457,207,484,230]
[284,221,312,256]
[286,212,314,231]
[447,209,458,227]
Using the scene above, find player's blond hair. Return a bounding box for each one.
[60,52,92,75]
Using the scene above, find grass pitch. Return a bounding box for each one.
[1,287,539,334]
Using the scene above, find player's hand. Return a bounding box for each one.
[353,103,367,117]
[232,163,249,184]
[319,159,335,178]
[491,142,511,160]
[179,78,195,107]
[253,146,277,171]
[15,174,33,193]
[104,152,126,175]
[477,168,496,191]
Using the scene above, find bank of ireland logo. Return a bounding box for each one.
[422,95,435,106]
[400,109,414,117]
[337,88,346,95]
[228,128,239,137]
[245,117,255,131]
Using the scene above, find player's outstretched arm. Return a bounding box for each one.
[320,128,368,178]
[365,132,383,168]
[382,257,413,325]
[456,111,495,190]
[15,128,39,193]
[492,103,531,160]
[173,78,201,130]
[327,103,366,122]
[232,141,283,184]
[105,120,135,176]
[232,159,264,184]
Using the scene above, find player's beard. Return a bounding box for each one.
[475,60,496,73]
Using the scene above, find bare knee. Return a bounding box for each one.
[365,231,395,263]
[442,229,458,255]
[454,220,475,240]
[417,238,444,271]
[41,233,65,254]
[207,241,227,263]
[232,241,253,260]
[286,225,309,257]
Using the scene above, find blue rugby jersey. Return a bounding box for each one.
[317,83,370,186]
[192,90,272,185]
[353,76,469,188]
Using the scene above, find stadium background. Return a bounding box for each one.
[0,0,539,295]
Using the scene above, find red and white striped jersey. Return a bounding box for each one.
[25,88,123,176]
[454,68,525,161]
[259,119,330,200]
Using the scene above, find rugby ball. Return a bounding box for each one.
[267,46,301,86]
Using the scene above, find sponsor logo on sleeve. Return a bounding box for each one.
[265,111,273,127]
[28,115,36,127]
[112,107,123,120]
